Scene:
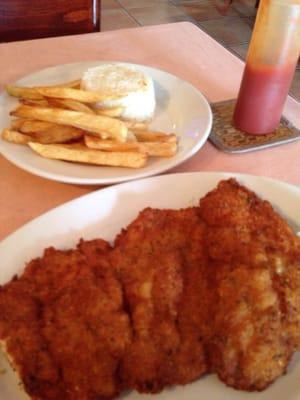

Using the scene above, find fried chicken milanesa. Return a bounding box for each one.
[0,178,300,400]
[198,178,300,391]
[0,239,131,400]
[110,207,209,393]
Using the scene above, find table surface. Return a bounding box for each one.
[1,21,300,241]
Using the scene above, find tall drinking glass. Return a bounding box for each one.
[233,0,300,135]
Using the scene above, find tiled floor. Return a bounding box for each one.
[101,0,300,101]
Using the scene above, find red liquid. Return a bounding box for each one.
[233,63,296,134]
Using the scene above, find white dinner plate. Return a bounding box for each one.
[0,61,212,185]
[0,171,300,400]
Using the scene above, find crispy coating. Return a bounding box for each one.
[0,239,131,400]
[199,178,300,391]
[111,207,208,393]
[0,280,64,400]
[0,178,300,399]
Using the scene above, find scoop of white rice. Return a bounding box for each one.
[81,63,156,122]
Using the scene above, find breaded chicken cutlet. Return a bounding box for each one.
[0,239,131,400]
[199,179,300,391]
[111,207,209,392]
[0,178,300,400]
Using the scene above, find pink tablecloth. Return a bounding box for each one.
[0,22,299,240]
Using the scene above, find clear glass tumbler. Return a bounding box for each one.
[233,0,300,135]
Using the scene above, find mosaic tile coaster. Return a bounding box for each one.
[209,99,300,153]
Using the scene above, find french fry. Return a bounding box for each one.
[15,120,55,134]
[10,118,27,130]
[20,99,49,107]
[29,131,83,144]
[28,142,147,168]
[96,107,123,118]
[47,98,95,114]
[85,135,177,157]
[6,79,81,100]
[50,79,81,88]
[35,87,123,103]
[123,120,149,130]
[133,130,177,143]
[127,130,137,142]
[30,128,83,144]
[11,105,128,142]
[135,141,178,157]
[5,85,44,100]
[12,120,84,143]
[1,129,35,144]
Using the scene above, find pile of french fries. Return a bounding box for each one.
[2,78,178,169]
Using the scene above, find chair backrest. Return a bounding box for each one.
[0,0,101,43]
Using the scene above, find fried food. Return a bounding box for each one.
[3,72,179,169]
[111,207,208,392]
[5,79,81,100]
[12,119,84,138]
[28,142,148,168]
[1,129,35,144]
[84,135,177,157]
[0,179,300,399]
[133,130,177,143]
[96,106,124,118]
[36,87,123,103]
[48,78,81,88]
[11,105,128,142]
[11,119,52,133]
[20,99,50,107]
[10,120,85,144]
[198,178,300,391]
[0,239,131,400]
[5,85,44,100]
[47,98,96,114]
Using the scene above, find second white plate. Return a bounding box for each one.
[0,172,300,399]
[0,61,212,185]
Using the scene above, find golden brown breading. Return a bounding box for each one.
[1,178,300,399]
[0,280,64,400]
[0,239,131,400]
[111,207,208,393]
[199,178,300,391]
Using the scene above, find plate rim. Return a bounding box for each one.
[0,61,213,185]
[1,170,300,247]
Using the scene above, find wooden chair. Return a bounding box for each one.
[0,0,101,43]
